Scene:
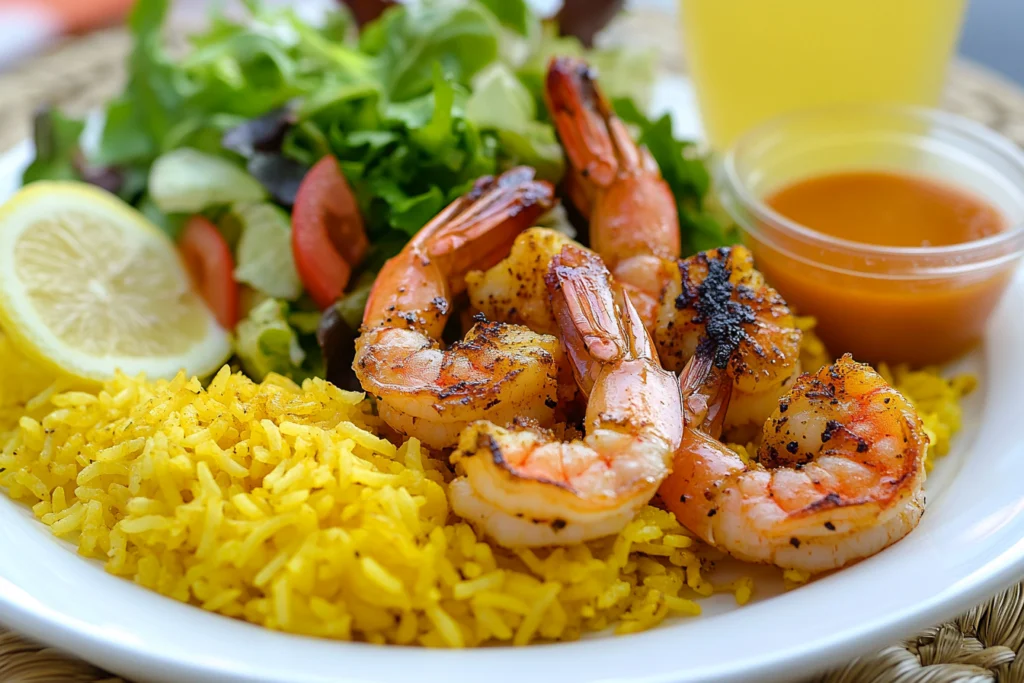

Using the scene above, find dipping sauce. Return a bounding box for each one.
[753,170,1011,365]
[767,171,1006,248]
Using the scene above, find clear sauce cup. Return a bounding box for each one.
[719,105,1024,365]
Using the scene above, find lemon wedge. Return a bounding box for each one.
[0,182,232,381]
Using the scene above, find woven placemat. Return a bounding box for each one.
[1,9,1024,683]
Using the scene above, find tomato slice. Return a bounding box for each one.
[292,156,369,310]
[179,216,240,330]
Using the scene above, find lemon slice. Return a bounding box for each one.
[0,182,232,381]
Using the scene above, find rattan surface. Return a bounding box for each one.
[1,9,1023,683]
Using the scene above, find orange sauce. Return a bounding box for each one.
[768,171,1006,247]
[756,171,1009,365]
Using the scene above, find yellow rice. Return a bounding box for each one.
[0,319,973,646]
[877,363,976,471]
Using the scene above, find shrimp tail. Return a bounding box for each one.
[679,351,733,440]
[544,56,680,317]
[546,244,680,451]
[679,347,715,398]
[676,256,751,438]
[544,57,623,193]
[426,167,557,291]
[546,246,626,363]
[545,244,658,398]
[362,167,555,333]
[544,58,657,212]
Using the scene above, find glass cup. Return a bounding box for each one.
[679,0,968,150]
[718,105,1024,365]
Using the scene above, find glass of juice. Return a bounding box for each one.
[679,0,967,150]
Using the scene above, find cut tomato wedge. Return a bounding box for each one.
[292,156,369,310]
[179,215,240,330]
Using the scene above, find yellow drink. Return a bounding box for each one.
[680,0,967,149]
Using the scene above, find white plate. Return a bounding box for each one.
[0,77,1022,683]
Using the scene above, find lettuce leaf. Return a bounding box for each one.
[368,1,501,102]
[234,298,315,381]
[96,0,185,168]
[478,0,533,36]
[232,203,303,300]
[305,65,500,254]
[148,148,266,214]
[465,63,563,180]
[22,109,85,185]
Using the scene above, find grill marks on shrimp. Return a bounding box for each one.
[473,425,575,493]
[654,246,804,434]
[675,248,757,370]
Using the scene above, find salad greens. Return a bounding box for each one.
[465,63,564,180]
[23,109,86,185]
[149,148,267,214]
[23,0,733,382]
[232,203,303,300]
[234,298,321,381]
[361,1,500,102]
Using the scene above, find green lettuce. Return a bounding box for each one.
[96,0,185,168]
[362,1,500,102]
[232,203,302,300]
[465,63,564,180]
[148,148,266,214]
[22,109,85,185]
[234,298,322,381]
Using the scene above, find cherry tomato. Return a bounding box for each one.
[179,215,240,330]
[292,156,369,310]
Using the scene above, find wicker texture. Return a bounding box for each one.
[823,583,1024,683]
[1,9,1024,683]
[0,630,123,682]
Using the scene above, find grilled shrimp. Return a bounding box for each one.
[354,168,561,451]
[545,58,801,433]
[450,245,683,547]
[465,227,582,410]
[660,353,928,573]
[544,56,680,326]
[466,227,575,337]
[655,246,802,434]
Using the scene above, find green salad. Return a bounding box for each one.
[24,0,732,384]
